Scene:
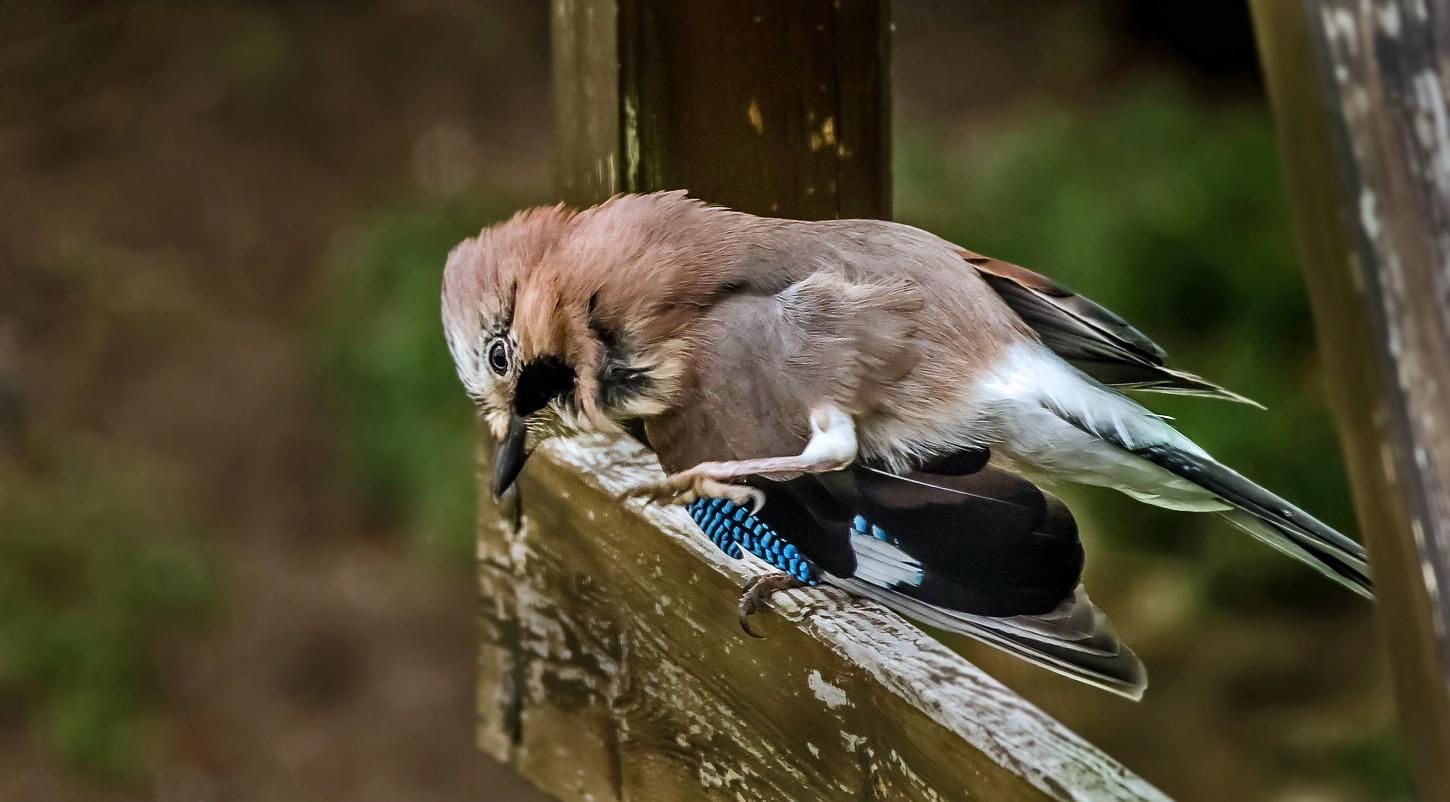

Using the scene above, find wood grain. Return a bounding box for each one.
[1249,0,1450,796]
[477,435,1169,802]
[617,0,890,219]
[554,0,889,219]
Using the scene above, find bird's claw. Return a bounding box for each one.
[624,471,766,513]
[737,572,806,638]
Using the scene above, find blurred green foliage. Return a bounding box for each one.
[316,198,524,560]
[0,455,217,779]
[1339,734,1416,800]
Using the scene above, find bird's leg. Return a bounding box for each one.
[627,405,857,510]
[737,572,806,638]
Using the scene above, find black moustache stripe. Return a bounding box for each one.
[514,357,576,417]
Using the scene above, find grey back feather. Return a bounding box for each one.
[777,271,922,413]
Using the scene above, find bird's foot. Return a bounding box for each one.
[737,572,806,638]
[625,468,766,513]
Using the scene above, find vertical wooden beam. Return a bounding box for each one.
[553,0,890,218]
[551,0,621,207]
[1249,1,1450,797]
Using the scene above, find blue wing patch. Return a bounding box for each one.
[687,498,819,584]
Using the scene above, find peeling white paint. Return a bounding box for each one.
[1359,188,1381,241]
[508,537,531,570]
[623,93,640,190]
[888,749,944,802]
[1376,2,1401,37]
[1311,0,1450,712]
[808,669,850,709]
[1410,70,1450,192]
[1323,7,1359,57]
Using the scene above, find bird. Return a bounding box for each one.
[441,190,1373,699]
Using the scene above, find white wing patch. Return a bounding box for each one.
[849,516,923,588]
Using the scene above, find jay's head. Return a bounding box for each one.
[441,205,584,497]
[441,193,727,496]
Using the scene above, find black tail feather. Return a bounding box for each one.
[1133,443,1373,598]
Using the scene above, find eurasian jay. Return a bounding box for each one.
[441,191,1372,699]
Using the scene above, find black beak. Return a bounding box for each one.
[492,411,529,498]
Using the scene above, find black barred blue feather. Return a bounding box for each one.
[688,498,819,584]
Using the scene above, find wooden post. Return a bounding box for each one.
[554,0,890,218]
[477,2,1168,799]
[1248,1,1450,797]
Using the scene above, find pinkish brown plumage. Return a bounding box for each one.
[444,194,756,438]
[440,191,1371,698]
[443,191,1030,464]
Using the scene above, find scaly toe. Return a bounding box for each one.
[696,478,766,514]
[622,475,692,505]
[738,592,766,639]
[625,473,766,512]
[736,572,806,639]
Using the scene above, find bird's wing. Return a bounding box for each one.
[962,250,1261,407]
[692,462,1147,699]
[834,578,1147,699]
[645,279,918,575]
[816,464,1084,617]
[832,463,1146,698]
[647,281,1146,696]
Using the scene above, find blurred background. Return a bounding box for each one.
[0,1,1408,800]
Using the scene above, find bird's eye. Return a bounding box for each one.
[487,338,510,376]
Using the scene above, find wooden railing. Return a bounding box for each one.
[476,436,1168,801]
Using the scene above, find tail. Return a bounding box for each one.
[1017,346,1373,599]
[1132,443,1373,598]
[835,579,1147,700]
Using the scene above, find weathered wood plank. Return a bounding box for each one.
[1248,0,1450,796]
[478,435,1169,802]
